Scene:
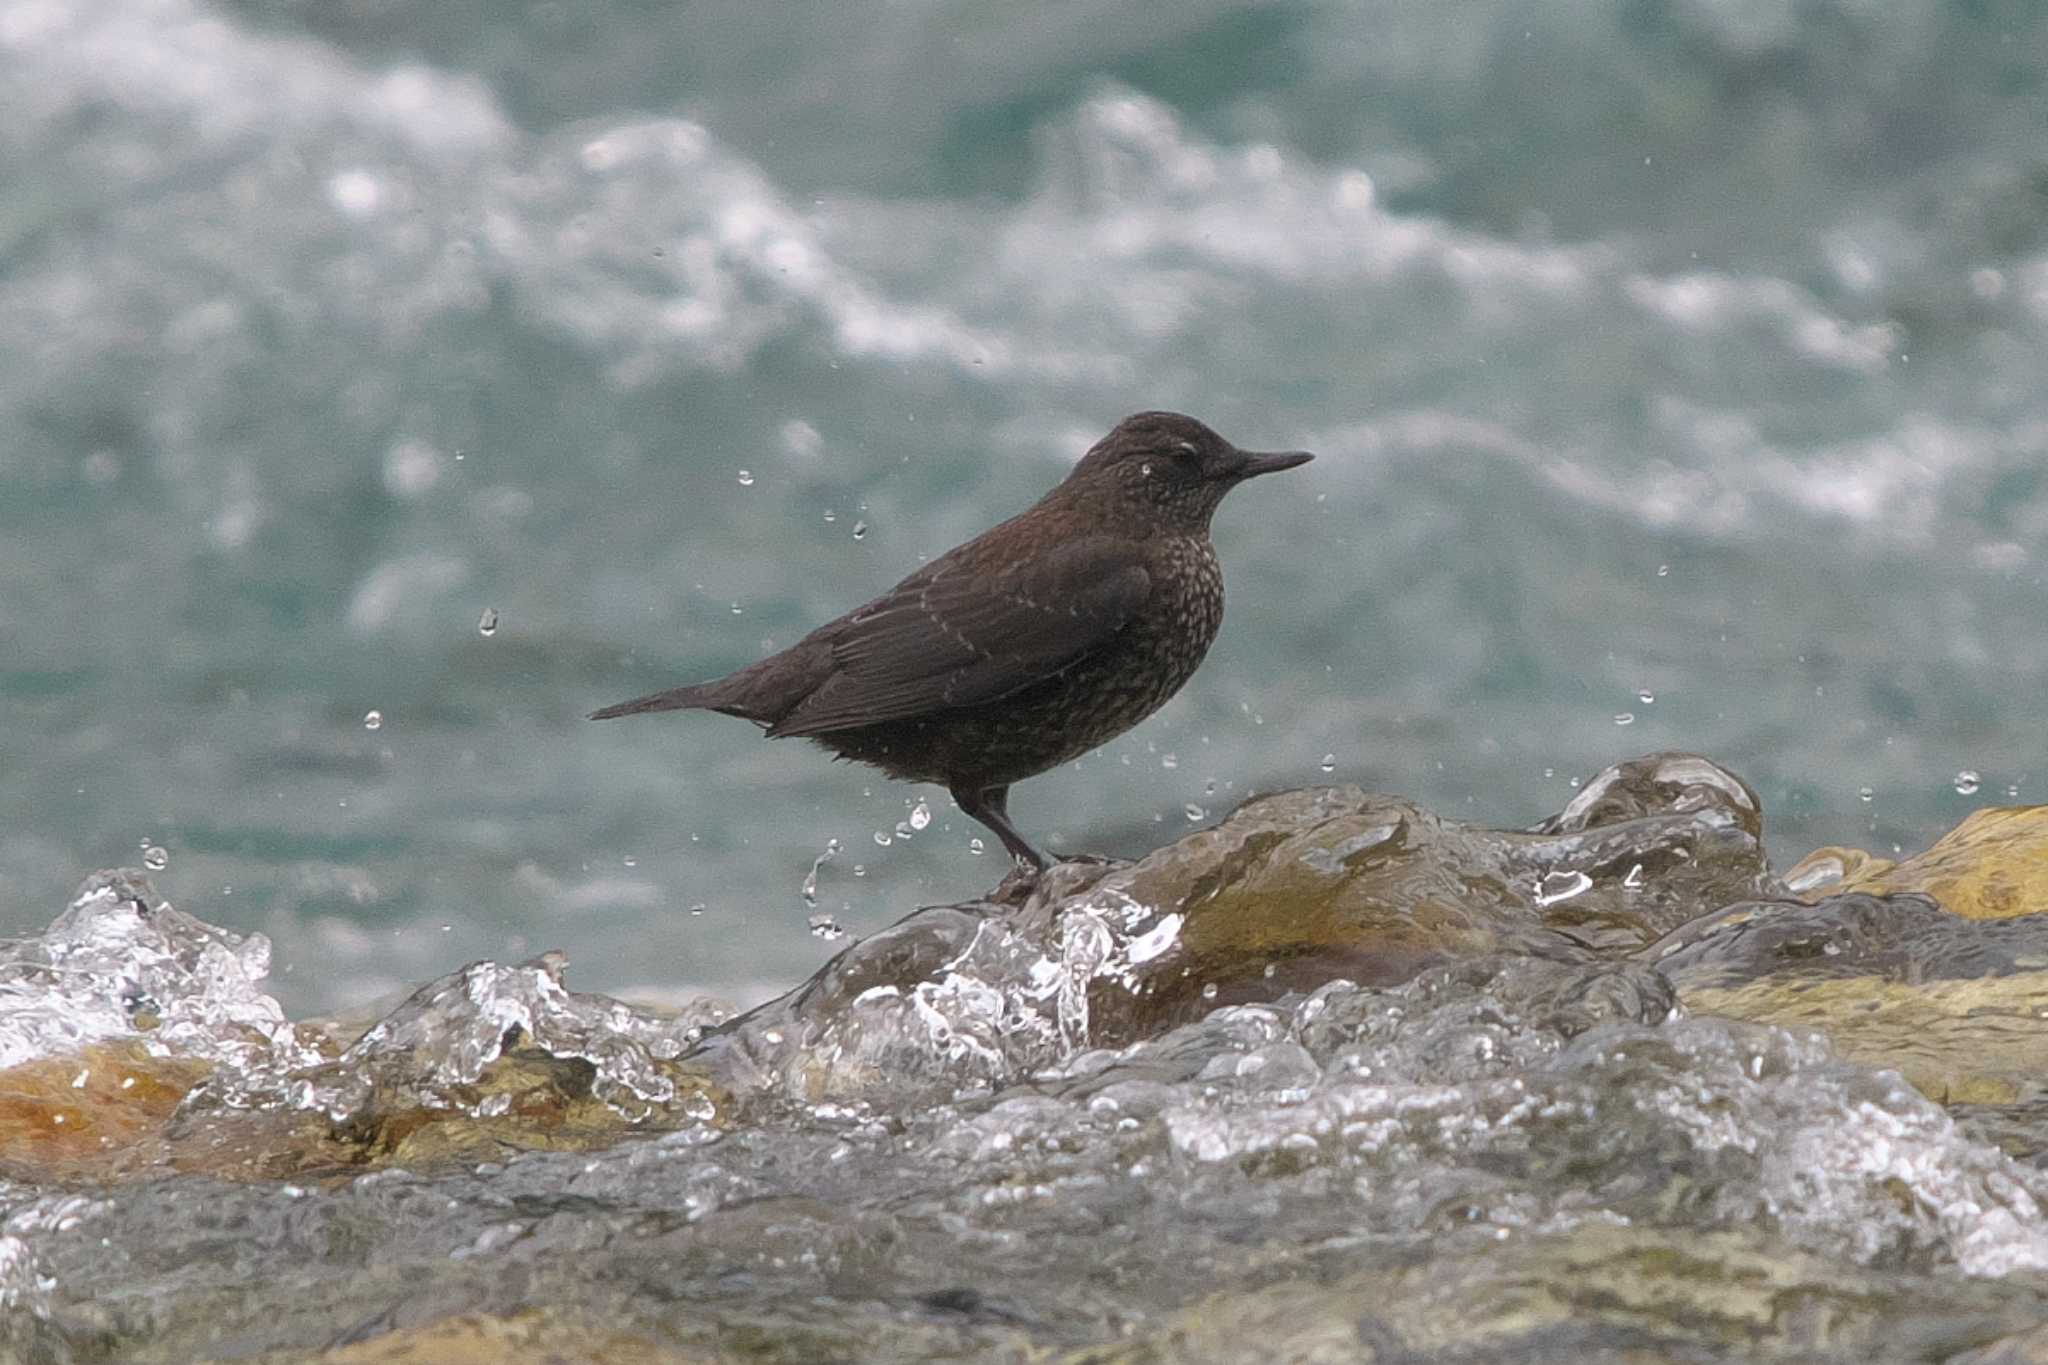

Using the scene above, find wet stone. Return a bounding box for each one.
[1795,805,2048,920]
[701,753,1767,1099]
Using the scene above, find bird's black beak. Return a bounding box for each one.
[1231,448,1315,480]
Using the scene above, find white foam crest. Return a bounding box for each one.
[1625,272,1898,373]
[999,89,1607,316]
[223,950,710,1121]
[0,870,315,1075]
[0,0,1023,437]
[1303,399,2025,543]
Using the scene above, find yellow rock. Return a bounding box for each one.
[1813,807,2048,919]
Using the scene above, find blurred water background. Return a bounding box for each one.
[2,0,2044,1017]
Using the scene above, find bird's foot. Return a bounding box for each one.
[988,861,1044,906]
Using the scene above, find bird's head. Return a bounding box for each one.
[1061,411,1314,532]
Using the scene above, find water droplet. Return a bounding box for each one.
[873,830,892,847]
[1855,785,1873,803]
[808,914,845,941]
[689,903,707,916]
[736,469,754,487]
[1656,564,1670,577]
[1183,803,1206,822]
[1613,712,1635,726]
[1160,753,1178,770]
[1200,983,1219,1001]
[363,709,383,731]
[622,856,637,868]
[1637,690,1654,705]
[1319,753,1336,773]
[1954,769,1982,796]
[2008,784,2023,799]
[142,845,168,872]
[852,864,866,877]
[478,607,498,637]
[909,800,931,831]
[968,837,985,855]
[822,509,837,523]
[893,821,913,840]
[852,521,867,540]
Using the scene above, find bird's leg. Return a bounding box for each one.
[952,784,1049,871]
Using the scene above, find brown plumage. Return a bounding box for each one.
[590,411,1313,870]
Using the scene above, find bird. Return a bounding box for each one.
[590,411,1313,871]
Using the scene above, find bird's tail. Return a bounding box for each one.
[588,683,722,721]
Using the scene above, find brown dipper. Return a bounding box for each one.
[590,411,1313,870]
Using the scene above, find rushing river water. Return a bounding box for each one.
[6,753,2048,1361]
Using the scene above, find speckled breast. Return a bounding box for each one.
[885,533,1227,788]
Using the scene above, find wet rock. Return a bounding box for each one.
[1648,892,2048,1107]
[1786,806,2048,920]
[1070,1223,2048,1363]
[0,874,729,1182]
[707,752,1774,1097]
[0,1042,212,1183]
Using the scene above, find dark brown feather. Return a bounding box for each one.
[768,536,1151,738]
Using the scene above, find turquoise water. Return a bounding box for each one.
[2,1,2045,1015]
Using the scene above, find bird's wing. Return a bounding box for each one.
[765,535,1151,738]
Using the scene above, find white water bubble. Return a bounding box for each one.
[363,709,384,731]
[1183,803,1206,822]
